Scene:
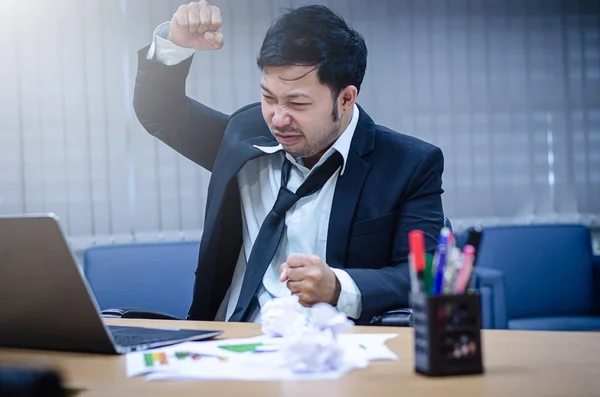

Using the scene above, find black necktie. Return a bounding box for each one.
[229,151,344,322]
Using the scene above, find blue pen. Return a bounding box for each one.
[433,228,451,295]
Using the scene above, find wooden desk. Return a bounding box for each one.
[1,319,599,397]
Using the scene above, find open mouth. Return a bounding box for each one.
[274,134,302,145]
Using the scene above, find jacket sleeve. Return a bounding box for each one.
[132,45,229,172]
[345,145,445,324]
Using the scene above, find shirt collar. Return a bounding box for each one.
[253,103,360,175]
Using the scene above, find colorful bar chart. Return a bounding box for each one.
[144,352,167,367]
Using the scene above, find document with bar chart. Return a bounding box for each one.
[126,334,398,381]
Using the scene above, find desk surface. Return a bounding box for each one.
[0,319,599,397]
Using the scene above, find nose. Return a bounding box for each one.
[271,107,292,128]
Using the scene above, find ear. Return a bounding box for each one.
[338,85,358,113]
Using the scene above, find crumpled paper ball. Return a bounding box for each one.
[260,297,355,373]
[281,303,354,373]
[309,302,354,334]
[260,295,307,337]
[281,324,344,373]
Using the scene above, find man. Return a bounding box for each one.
[133,1,445,325]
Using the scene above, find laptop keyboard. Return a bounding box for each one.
[108,325,215,347]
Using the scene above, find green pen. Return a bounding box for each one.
[424,253,434,295]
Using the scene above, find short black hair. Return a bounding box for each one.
[256,5,367,99]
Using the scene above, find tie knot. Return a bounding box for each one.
[296,151,344,197]
[272,187,300,216]
[272,151,343,217]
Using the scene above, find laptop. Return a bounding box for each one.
[0,213,222,354]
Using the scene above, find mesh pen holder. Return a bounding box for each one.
[411,292,484,377]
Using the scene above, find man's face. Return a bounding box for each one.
[260,66,342,162]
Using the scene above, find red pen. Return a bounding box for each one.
[409,230,426,293]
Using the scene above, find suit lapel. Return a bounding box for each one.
[218,135,279,181]
[194,134,280,319]
[208,135,278,205]
[200,134,279,261]
[326,106,376,268]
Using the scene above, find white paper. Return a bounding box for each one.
[125,333,398,381]
[260,295,306,337]
[126,298,398,381]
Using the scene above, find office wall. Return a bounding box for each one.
[0,0,599,250]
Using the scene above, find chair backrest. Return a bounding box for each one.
[476,224,595,319]
[83,241,200,319]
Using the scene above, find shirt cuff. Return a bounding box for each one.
[147,21,197,66]
[332,268,362,320]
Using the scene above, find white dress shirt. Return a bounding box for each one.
[148,22,363,322]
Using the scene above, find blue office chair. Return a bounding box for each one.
[83,241,200,319]
[473,224,600,331]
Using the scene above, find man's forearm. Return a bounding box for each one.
[344,263,411,324]
[133,24,229,171]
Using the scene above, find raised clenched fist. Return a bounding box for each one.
[169,1,224,51]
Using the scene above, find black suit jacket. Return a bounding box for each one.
[133,46,445,324]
